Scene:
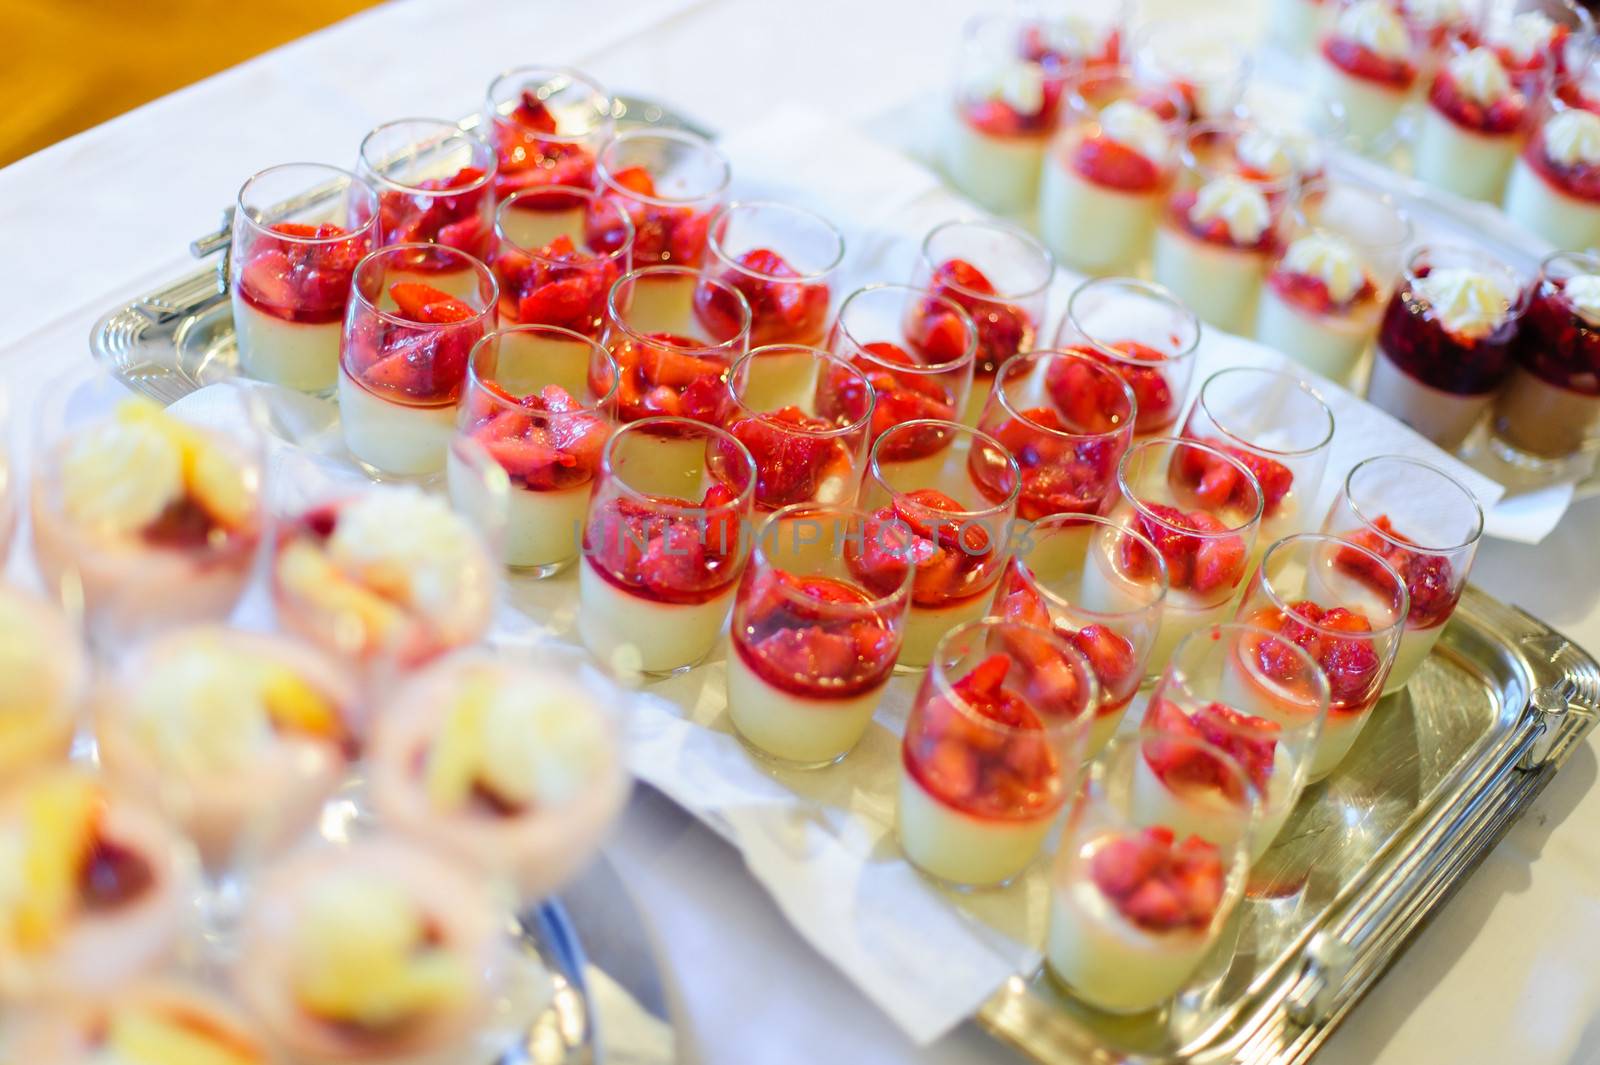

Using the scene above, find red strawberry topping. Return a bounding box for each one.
[1144,697,1278,803]
[465,383,610,491]
[1072,133,1163,192]
[845,491,995,608]
[1120,503,1247,594]
[1175,436,1289,514]
[1245,601,1384,712]
[1335,515,1459,629]
[342,283,485,404]
[920,259,1036,377]
[1089,826,1226,932]
[237,222,367,324]
[1266,265,1379,317]
[1321,37,1417,89]
[584,482,746,604]
[821,340,960,460]
[588,165,711,266]
[492,232,619,338]
[704,248,831,347]
[732,570,899,698]
[1054,341,1180,434]
[726,406,856,510]
[490,92,595,202]
[975,406,1123,520]
[604,332,731,424]
[1430,67,1527,134]
[377,166,492,262]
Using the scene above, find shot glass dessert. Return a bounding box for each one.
[1415,47,1531,201]
[491,186,633,338]
[1399,0,1480,60]
[1018,0,1129,72]
[3,980,270,1064]
[483,64,613,203]
[1094,438,1265,671]
[1492,252,1600,463]
[579,417,756,675]
[1321,455,1483,692]
[1054,276,1202,437]
[1038,68,1189,277]
[450,326,616,574]
[338,244,496,477]
[991,513,1166,756]
[230,164,378,393]
[1133,19,1252,121]
[898,618,1097,887]
[370,649,629,899]
[1315,0,1421,149]
[699,201,843,347]
[728,504,913,766]
[723,346,873,511]
[1367,244,1521,450]
[851,421,1020,668]
[1256,179,1412,383]
[974,349,1137,521]
[1503,97,1600,251]
[1480,1,1594,86]
[1235,533,1408,779]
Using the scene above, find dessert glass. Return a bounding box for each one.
[0,584,88,779]
[450,325,618,575]
[728,503,914,766]
[1415,46,1532,201]
[1483,0,1595,84]
[589,128,731,289]
[483,64,613,203]
[1054,276,1202,437]
[1367,244,1521,450]
[1133,19,1252,121]
[974,349,1137,522]
[700,201,844,347]
[1019,0,1130,71]
[491,185,633,338]
[1235,532,1409,779]
[1046,730,1255,1013]
[990,513,1167,756]
[2,980,270,1064]
[1321,455,1483,692]
[1314,0,1422,150]
[1492,251,1600,464]
[898,617,1097,888]
[338,243,497,477]
[230,163,379,393]
[1504,95,1600,252]
[853,420,1021,669]
[578,416,756,676]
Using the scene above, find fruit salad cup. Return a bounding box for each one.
[913,219,1052,421]
[483,64,614,203]
[700,201,843,347]
[1504,94,1600,252]
[1055,276,1202,437]
[338,244,496,477]
[0,584,88,779]
[1102,438,1265,674]
[975,349,1137,522]
[1415,46,1532,201]
[1046,730,1256,1013]
[853,421,1021,669]
[491,185,633,339]
[230,163,379,393]
[990,513,1167,757]
[1322,455,1483,693]
[723,345,873,511]
[1038,67,1190,277]
[824,282,978,461]
[1133,19,1253,121]
[1315,0,1422,150]
[728,503,914,766]
[898,618,1098,887]
[1367,244,1522,450]
[1181,366,1335,558]
[1492,251,1600,463]
[1255,178,1413,383]
[356,118,497,296]
[1236,532,1409,779]
[450,325,618,575]
[579,417,756,676]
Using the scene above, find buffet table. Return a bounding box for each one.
[4,0,1600,1061]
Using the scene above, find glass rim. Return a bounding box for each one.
[1540,248,1600,280]
[494,185,635,263]
[867,419,1022,518]
[350,244,498,330]
[1401,243,1522,315]
[1290,177,1413,252]
[926,617,1100,737]
[483,63,615,141]
[1062,276,1202,365]
[1256,532,1410,639]
[594,127,732,207]
[1341,454,1485,553]
[1195,366,1336,458]
[1163,622,1331,735]
[833,283,979,373]
[357,118,496,196]
[748,501,915,613]
[1016,512,1170,615]
[708,200,847,281]
[599,416,756,517]
[465,324,620,415]
[1118,436,1266,535]
[727,345,874,440]
[1182,119,1298,193]
[235,163,380,244]
[917,218,1055,302]
[605,265,751,351]
[994,349,1138,444]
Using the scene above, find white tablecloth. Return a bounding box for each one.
[4,1,1600,1061]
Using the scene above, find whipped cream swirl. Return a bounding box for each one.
[1445,48,1512,106]
[1283,233,1366,303]
[1098,100,1170,162]
[1190,175,1272,245]
[1414,267,1512,338]
[1336,0,1412,60]
[1490,12,1558,64]
[1544,108,1600,167]
[1563,274,1600,322]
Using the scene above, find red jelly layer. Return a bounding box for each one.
[822,341,960,459]
[921,259,1035,377]
[701,248,830,347]
[975,406,1122,520]
[587,166,710,266]
[1120,502,1247,595]
[846,491,997,608]
[492,233,619,339]
[960,83,1064,138]
[1524,122,1600,202]
[465,383,609,491]
[583,486,744,605]
[994,561,1142,712]
[1089,826,1224,933]
[342,282,485,405]
[725,406,856,510]
[1376,274,1517,396]
[1429,69,1526,135]
[1321,37,1417,89]
[377,166,492,262]
[238,222,365,325]
[1511,279,1600,395]
[1241,602,1383,713]
[732,571,897,698]
[1335,514,1459,629]
[1056,340,1179,433]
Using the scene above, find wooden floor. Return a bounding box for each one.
[1,0,380,166]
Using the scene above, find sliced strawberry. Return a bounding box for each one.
[610,166,658,197]
[1072,134,1162,192]
[1072,624,1138,694]
[511,91,559,134]
[389,282,476,324]
[1190,529,1247,595]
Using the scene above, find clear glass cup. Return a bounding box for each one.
[975,349,1137,521]
[1235,532,1409,780]
[899,617,1098,887]
[1018,0,1131,71]
[1055,276,1202,437]
[1133,19,1253,121]
[1491,250,1600,465]
[824,283,978,456]
[1233,88,1349,182]
[588,128,731,270]
[450,325,618,576]
[1320,455,1483,693]
[1103,437,1266,674]
[1493,0,1596,82]
[700,201,844,348]
[601,264,750,424]
[356,119,497,273]
[230,163,380,393]
[0,583,87,780]
[1414,42,1534,202]
[483,64,614,202]
[1181,367,1335,557]
[990,513,1167,757]
[491,186,633,338]
[338,244,497,478]
[728,502,914,766]
[723,345,873,511]
[1045,729,1256,1013]
[1314,0,1422,152]
[578,416,756,676]
[854,421,1021,669]
[1256,178,1412,384]
[1503,88,1600,253]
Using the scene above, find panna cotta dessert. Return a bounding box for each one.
[1272,0,1335,53]
[1493,254,1600,461]
[1133,19,1252,122]
[357,119,496,279]
[1415,47,1529,201]
[898,620,1097,887]
[370,650,628,898]
[588,129,730,271]
[491,187,632,339]
[3,980,271,1065]
[230,164,377,393]
[1315,0,1420,148]
[1504,103,1600,251]
[272,486,496,666]
[234,839,508,1065]
[1479,8,1586,88]
[30,398,263,644]
[484,65,613,202]
[93,627,357,871]
[1367,245,1521,450]
[338,247,496,478]
[0,769,197,1002]
[0,586,87,778]
[701,201,842,347]
[1018,0,1128,73]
